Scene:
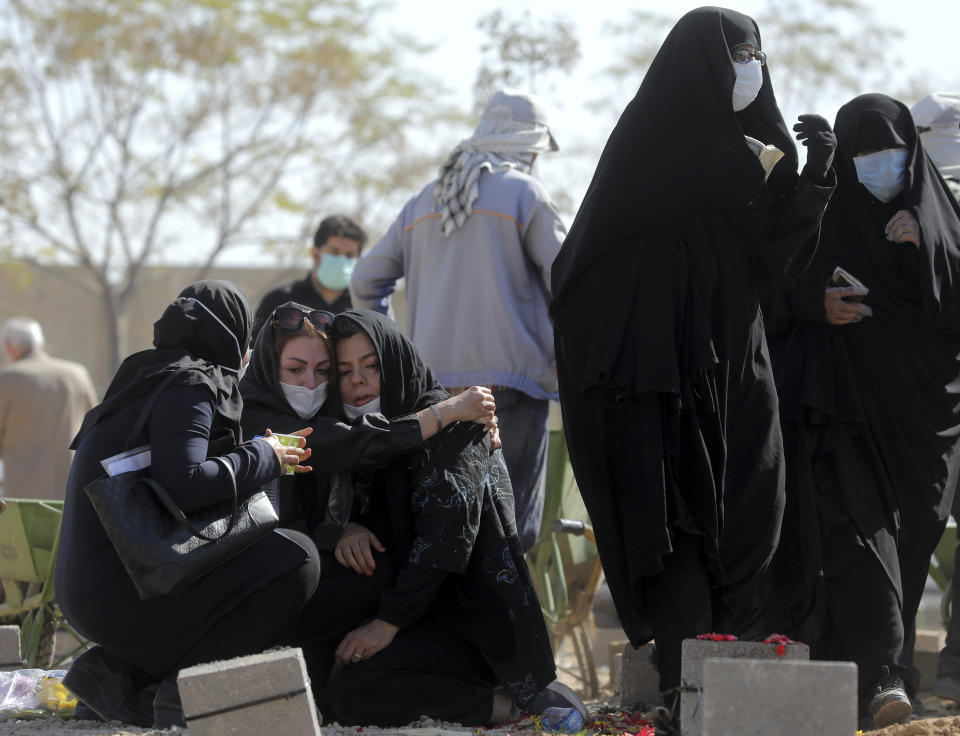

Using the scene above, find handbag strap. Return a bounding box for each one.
[126,367,191,451]
[135,456,240,543]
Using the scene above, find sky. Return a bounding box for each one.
[374,0,959,228]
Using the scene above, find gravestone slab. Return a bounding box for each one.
[178,647,320,736]
[915,628,946,691]
[680,638,810,736]
[619,642,661,709]
[0,625,21,671]
[702,658,856,736]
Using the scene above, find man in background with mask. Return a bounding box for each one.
[911,92,960,702]
[350,89,566,552]
[253,214,367,337]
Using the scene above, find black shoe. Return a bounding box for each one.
[73,701,105,722]
[153,677,186,729]
[62,646,155,727]
[867,666,912,728]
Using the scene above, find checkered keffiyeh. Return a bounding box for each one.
[433,117,554,236]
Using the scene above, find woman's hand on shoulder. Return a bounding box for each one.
[447,387,501,449]
[885,209,921,248]
[335,521,385,576]
[334,619,399,669]
[260,428,312,473]
[446,386,495,424]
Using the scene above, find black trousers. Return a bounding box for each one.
[296,551,395,700]
[323,618,496,727]
[814,550,904,706]
[101,530,320,680]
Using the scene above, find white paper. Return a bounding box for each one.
[100,445,152,476]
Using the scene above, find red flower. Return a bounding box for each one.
[775,644,786,656]
[696,632,738,641]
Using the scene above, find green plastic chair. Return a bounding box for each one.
[527,429,603,697]
[0,498,87,667]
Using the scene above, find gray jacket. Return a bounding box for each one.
[351,167,566,399]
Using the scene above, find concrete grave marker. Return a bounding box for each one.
[680,638,810,736]
[619,642,662,710]
[701,658,857,736]
[0,626,21,671]
[178,647,320,736]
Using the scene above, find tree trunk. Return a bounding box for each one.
[100,283,127,376]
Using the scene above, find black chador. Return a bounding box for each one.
[765,93,960,704]
[550,6,835,694]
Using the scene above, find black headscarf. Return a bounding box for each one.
[828,93,960,332]
[332,310,449,418]
[72,280,250,452]
[550,6,801,407]
[552,6,797,304]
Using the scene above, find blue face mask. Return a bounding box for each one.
[853,148,909,203]
[315,253,356,291]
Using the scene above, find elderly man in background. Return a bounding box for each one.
[350,89,566,551]
[0,317,97,499]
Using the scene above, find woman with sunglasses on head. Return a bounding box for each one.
[56,281,319,729]
[549,7,837,714]
[239,302,498,697]
[763,93,960,729]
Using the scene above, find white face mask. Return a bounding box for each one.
[280,381,328,420]
[731,59,763,112]
[853,148,909,203]
[343,396,381,421]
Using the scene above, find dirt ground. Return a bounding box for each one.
[6,700,960,736]
[4,644,960,735]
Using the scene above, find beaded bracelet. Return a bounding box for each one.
[430,404,443,433]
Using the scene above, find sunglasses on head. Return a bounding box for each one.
[273,306,334,332]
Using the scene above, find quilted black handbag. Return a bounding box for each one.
[84,368,279,600]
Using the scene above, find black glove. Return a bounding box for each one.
[794,113,836,183]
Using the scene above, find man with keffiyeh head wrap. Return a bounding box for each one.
[351,89,565,551]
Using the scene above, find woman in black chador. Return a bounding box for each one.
[319,311,579,727]
[550,6,837,702]
[765,93,960,728]
[56,281,319,728]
